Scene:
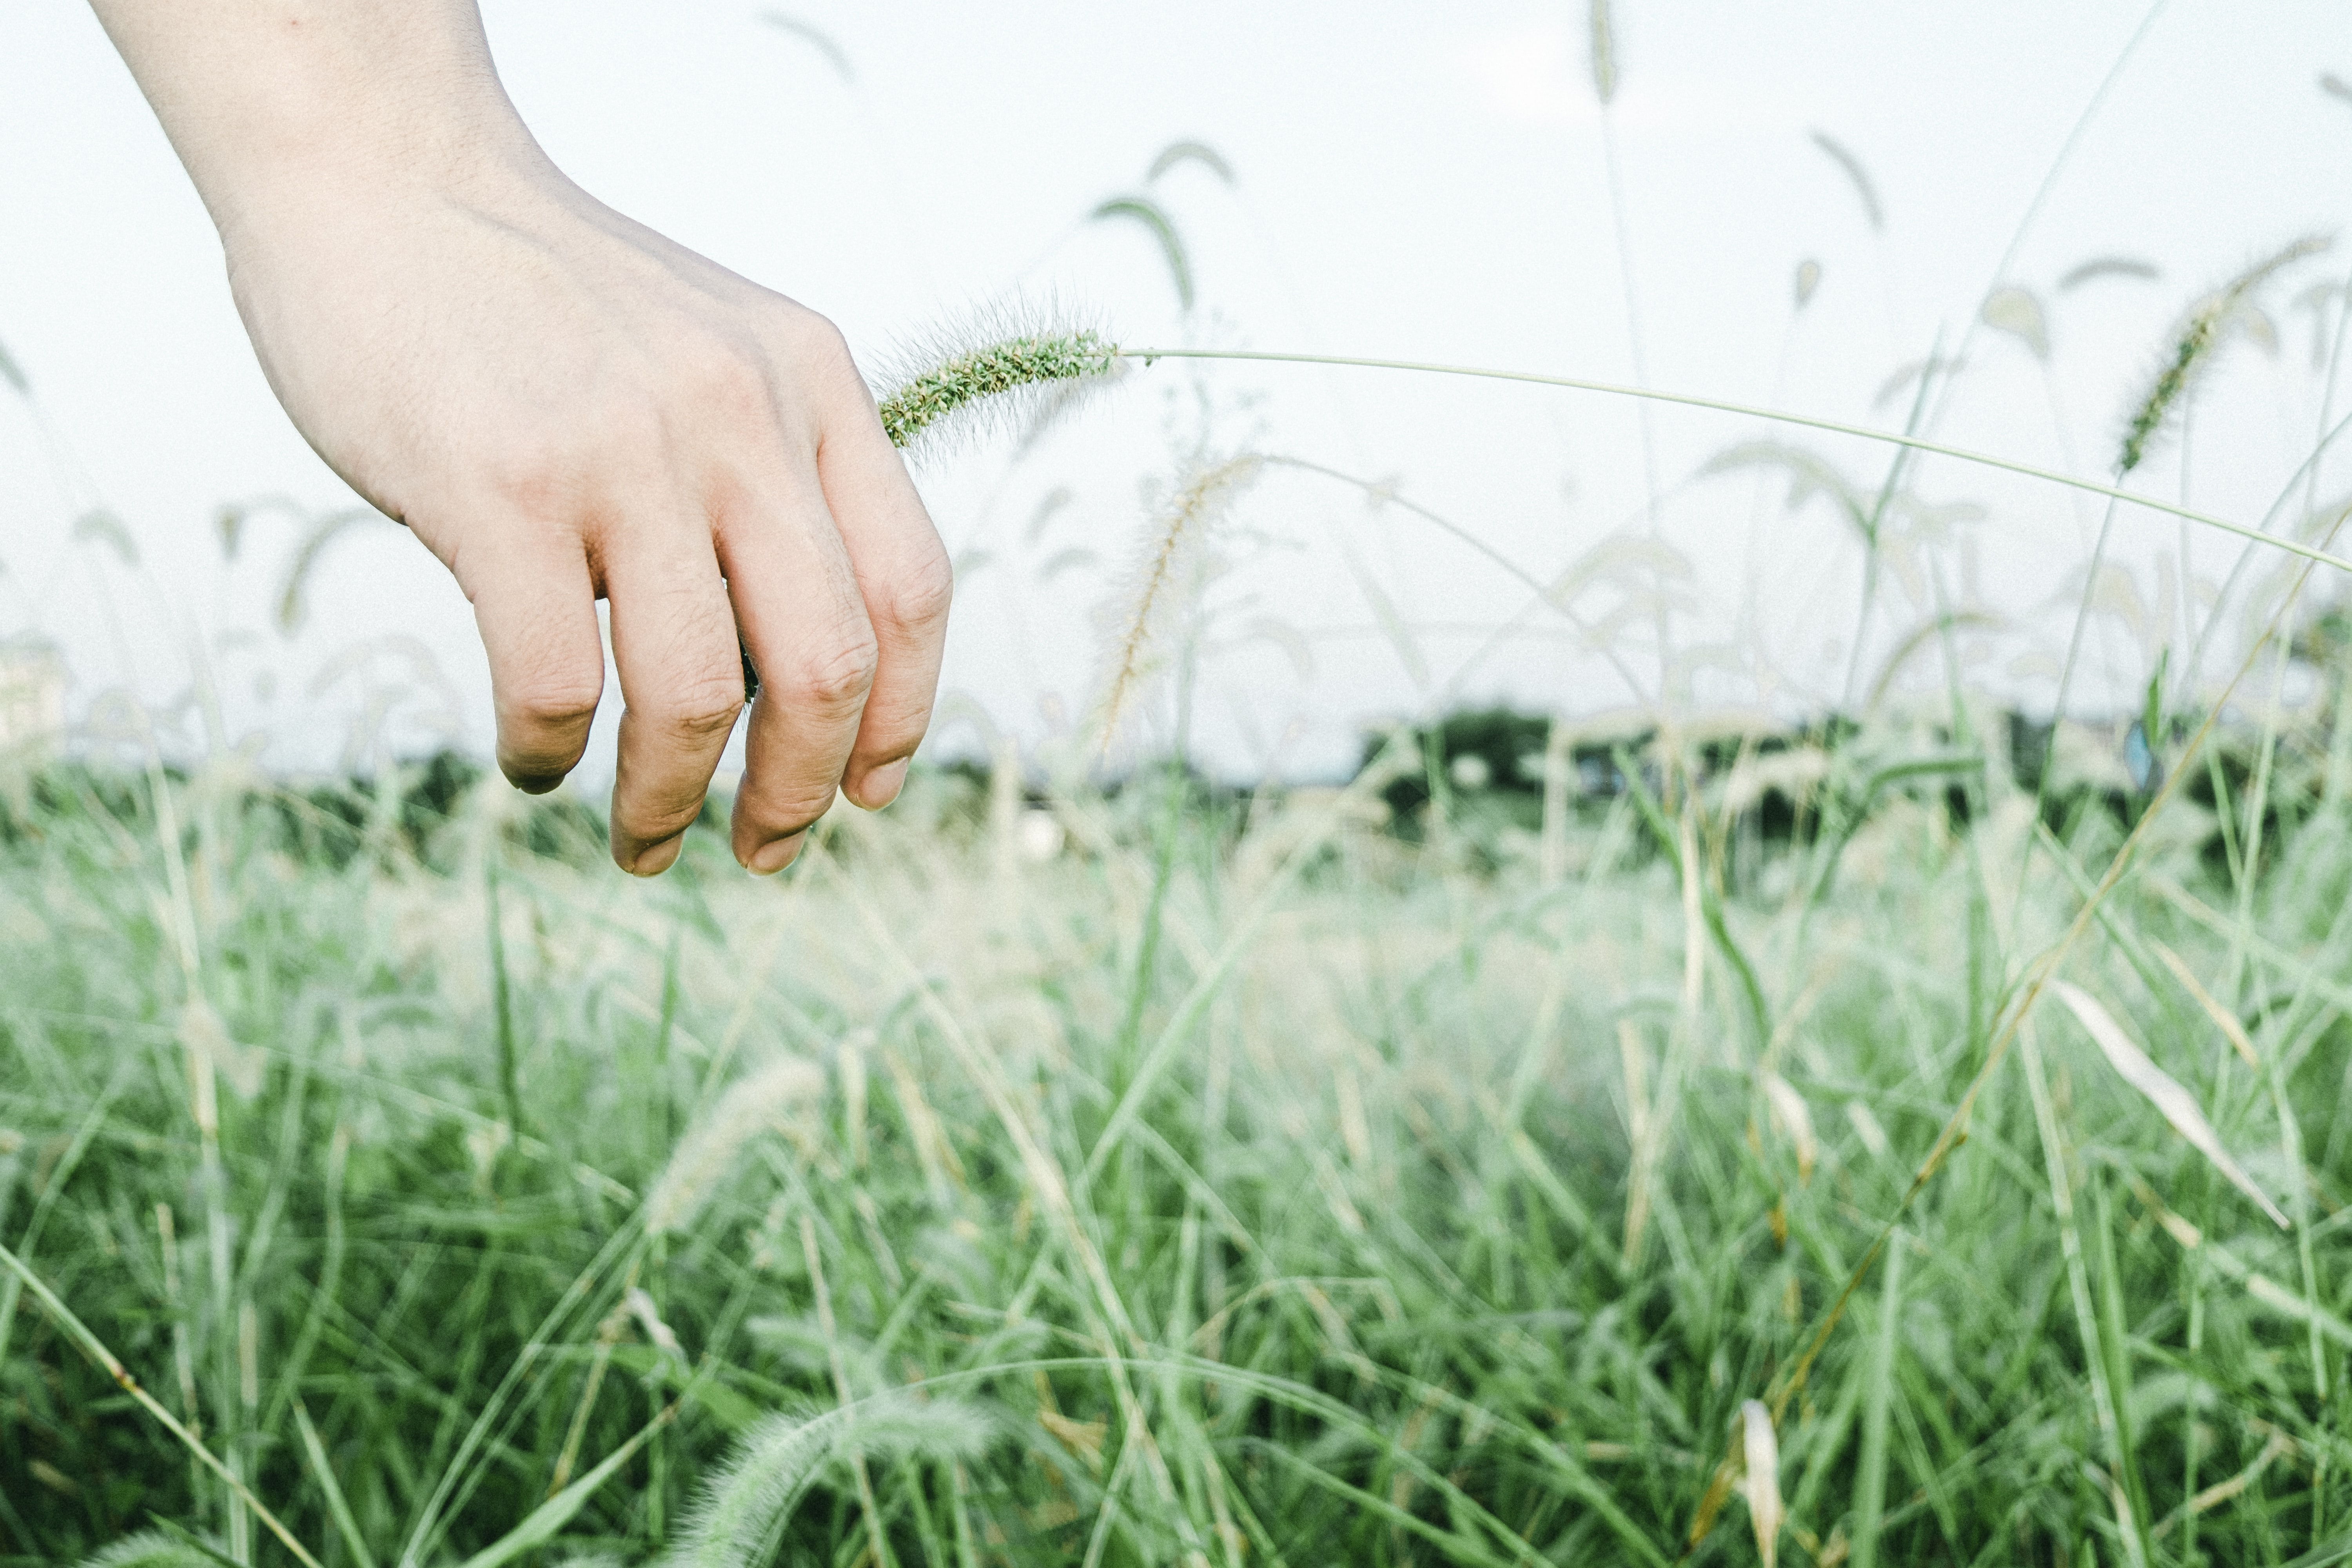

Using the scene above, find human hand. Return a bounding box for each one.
[90,0,951,876]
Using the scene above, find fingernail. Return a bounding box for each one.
[749,833,804,876]
[855,759,911,809]
[625,835,684,877]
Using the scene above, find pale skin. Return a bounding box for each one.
[86,0,953,876]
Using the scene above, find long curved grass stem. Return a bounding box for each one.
[1118,347,2352,577]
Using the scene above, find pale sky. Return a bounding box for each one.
[2,2,2348,781]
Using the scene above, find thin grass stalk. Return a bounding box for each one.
[292,1399,376,1568]
[1076,733,1417,1187]
[800,1212,898,1568]
[134,740,244,1554]
[1539,717,1573,887]
[2014,491,2122,939]
[2182,1253,2205,1563]
[2241,630,2335,1405]
[485,862,524,1140]
[2090,1171,2154,1552]
[949,1463,981,1568]
[1624,806,1704,1265]
[1849,1230,1903,1568]
[1120,348,2352,576]
[0,1059,129,1365]
[1839,328,1945,712]
[1682,507,2351,1557]
[394,1224,650,1568]
[1256,454,1648,700]
[260,1122,348,1437]
[1918,550,2001,1152]
[1881,0,2178,514]
[0,1238,327,1568]
[2020,1025,2146,1564]
[546,1279,639,1497]
[1591,42,1675,701]
[816,862,1201,1554]
[157,1203,205,1512]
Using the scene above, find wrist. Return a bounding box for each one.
[91,1,551,241]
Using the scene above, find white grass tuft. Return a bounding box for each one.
[642,1057,824,1235]
[661,1394,998,1568]
[74,1533,219,1568]
[1093,454,1265,751]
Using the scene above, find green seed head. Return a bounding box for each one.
[2116,233,2330,475]
[874,314,1122,455]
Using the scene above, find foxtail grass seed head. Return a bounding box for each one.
[642,1057,823,1235]
[78,1533,218,1568]
[873,301,1123,458]
[754,312,1122,695]
[1588,0,1619,105]
[1094,454,1265,751]
[2117,234,2332,474]
[666,1409,835,1568]
[665,1395,995,1568]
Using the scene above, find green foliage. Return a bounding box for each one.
[7,697,2352,1562]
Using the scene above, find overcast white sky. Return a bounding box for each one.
[3,1,2348,781]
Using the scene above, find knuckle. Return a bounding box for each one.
[785,314,864,391]
[646,684,746,743]
[875,549,955,633]
[503,675,602,732]
[684,345,775,426]
[744,782,837,838]
[780,629,878,711]
[616,797,706,849]
[485,437,580,515]
[794,312,851,362]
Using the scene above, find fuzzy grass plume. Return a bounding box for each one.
[1588,0,1619,106]
[1094,454,1265,750]
[641,1056,822,1234]
[873,301,1122,456]
[662,1396,994,1568]
[2117,234,2331,473]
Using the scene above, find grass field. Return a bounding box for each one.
[5,13,2350,1564]
[8,694,2352,1566]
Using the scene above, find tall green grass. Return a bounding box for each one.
[7,697,2352,1563]
[7,12,2352,1565]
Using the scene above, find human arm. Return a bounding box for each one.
[86,0,951,875]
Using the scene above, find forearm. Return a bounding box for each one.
[85,0,546,239]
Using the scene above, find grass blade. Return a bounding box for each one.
[1850,1230,1903,1568]
[2053,982,2288,1227]
[292,1400,376,1568]
[453,1403,677,1568]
